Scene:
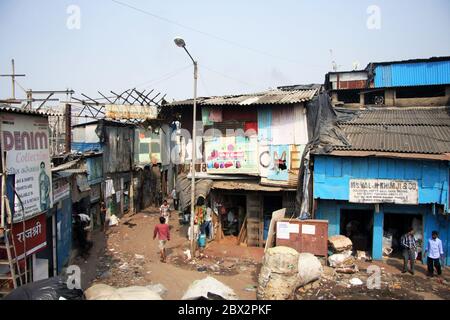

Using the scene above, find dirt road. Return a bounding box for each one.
[72,206,449,300]
[73,207,260,300]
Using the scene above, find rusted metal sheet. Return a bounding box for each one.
[338,80,366,90]
[105,104,157,120]
[276,219,328,256]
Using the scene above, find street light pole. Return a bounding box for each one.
[174,37,198,257]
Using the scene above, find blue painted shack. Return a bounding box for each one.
[312,107,450,264]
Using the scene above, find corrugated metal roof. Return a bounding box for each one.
[0,104,61,116]
[336,124,450,154]
[340,107,450,126]
[170,89,318,107]
[374,60,450,87]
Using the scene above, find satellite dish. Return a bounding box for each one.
[352,61,361,70]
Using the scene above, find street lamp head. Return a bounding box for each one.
[174,37,186,48]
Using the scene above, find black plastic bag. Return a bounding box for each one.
[3,276,83,300]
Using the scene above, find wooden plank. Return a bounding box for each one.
[237,216,247,244]
[264,208,286,252]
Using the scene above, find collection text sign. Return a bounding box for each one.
[1,113,53,222]
[349,179,418,204]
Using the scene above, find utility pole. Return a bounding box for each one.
[0,59,26,100]
[65,103,72,154]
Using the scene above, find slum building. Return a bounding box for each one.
[325,56,450,108]
[312,56,450,264]
[71,119,172,218]
[71,119,134,219]
[169,87,320,247]
[0,105,69,293]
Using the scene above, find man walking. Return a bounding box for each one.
[153,216,170,263]
[160,200,171,225]
[400,227,418,275]
[425,231,444,277]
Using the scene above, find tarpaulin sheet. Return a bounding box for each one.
[176,173,213,212]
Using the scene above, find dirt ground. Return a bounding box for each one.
[295,257,450,300]
[72,207,261,300]
[71,206,450,300]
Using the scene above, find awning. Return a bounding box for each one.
[176,174,213,212]
[212,180,289,192]
[51,159,80,172]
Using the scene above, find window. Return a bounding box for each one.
[139,143,150,154]
[396,85,446,99]
[337,90,360,104]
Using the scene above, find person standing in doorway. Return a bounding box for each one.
[39,162,51,211]
[100,201,109,232]
[400,227,418,275]
[153,216,170,263]
[424,231,444,277]
[171,188,178,210]
[160,200,171,225]
[204,205,213,240]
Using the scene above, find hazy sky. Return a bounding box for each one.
[1,0,449,103]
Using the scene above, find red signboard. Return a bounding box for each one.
[11,213,47,260]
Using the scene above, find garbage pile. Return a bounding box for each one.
[257,246,323,300]
[84,276,238,300]
[327,235,358,274]
[3,276,83,300]
[181,276,238,300]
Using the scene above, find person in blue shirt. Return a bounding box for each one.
[424,231,444,277]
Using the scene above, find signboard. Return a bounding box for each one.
[204,135,258,174]
[105,104,157,120]
[1,113,53,222]
[53,179,70,203]
[302,224,316,235]
[12,213,47,260]
[276,221,290,240]
[349,179,418,204]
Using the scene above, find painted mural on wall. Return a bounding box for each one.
[266,145,290,181]
[205,135,258,174]
[1,113,53,222]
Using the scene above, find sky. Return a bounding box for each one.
[0,0,449,104]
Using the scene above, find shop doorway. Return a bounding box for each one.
[340,209,373,252]
[221,195,247,237]
[383,213,423,257]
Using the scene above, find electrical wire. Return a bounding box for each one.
[111,0,307,65]
[201,65,262,90]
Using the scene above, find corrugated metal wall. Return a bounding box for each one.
[374,60,450,87]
